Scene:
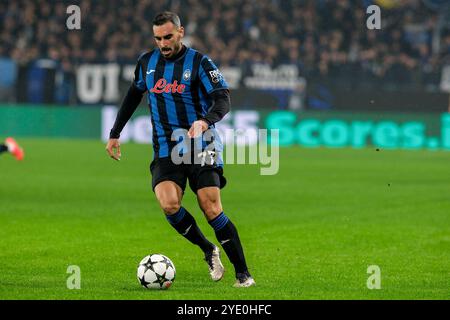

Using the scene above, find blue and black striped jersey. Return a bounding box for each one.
[132,46,229,159]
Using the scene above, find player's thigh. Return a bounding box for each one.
[188,164,227,194]
[154,181,183,214]
[150,158,187,191]
[196,186,223,221]
[150,158,187,214]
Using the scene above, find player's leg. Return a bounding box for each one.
[188,185,224,282]
[3,137,24,160]
[0,144,7,155]
[153,179,215,256]
[195,181,255,287]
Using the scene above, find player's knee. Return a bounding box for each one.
[199,198,222,219]
[159,199,181,215]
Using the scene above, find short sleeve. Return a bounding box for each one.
[198,56,229,94]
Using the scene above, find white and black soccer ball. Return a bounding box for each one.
[137,254,176,289]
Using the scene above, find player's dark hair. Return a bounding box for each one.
[152,12,181,28]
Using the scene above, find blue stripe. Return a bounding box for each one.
[136,67,145,91]
[216,219,228,230]
[209,212,229,231]
[199,61,214,94]
[215,217,228,230]
[181,49,198,124]
[147,50,169,158]
[211,128,224,165]
[166,207,186,225]
[163,62,179,127]
[197,85,209,115]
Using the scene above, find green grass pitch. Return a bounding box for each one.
[0,138,449,299]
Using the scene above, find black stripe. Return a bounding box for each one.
[149,93,160,158]
[134,63,141,84]
[172,55,190,128]
[139,51,151,87]
[150,111,160,157]
[140,51,160,156]
[133,52,151,92]
[191,52,205,118]
[199,84,211,114]
[200,58,223,91]
[154,56,176,154]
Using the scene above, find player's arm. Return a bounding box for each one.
[106,58,147,160]
[188,56,230,138]
[106,84,144,160]
[188,89,231,138]
[201,89,231,125]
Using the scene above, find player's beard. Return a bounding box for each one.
[161,42,181,58]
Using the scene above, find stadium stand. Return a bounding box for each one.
[0,0,449,108]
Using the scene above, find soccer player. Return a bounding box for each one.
[0,137,24,161]
[106,12,255,287]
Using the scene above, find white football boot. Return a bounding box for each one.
[204,246,225,281]
[233,272,256,288]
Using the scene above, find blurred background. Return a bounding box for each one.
[0,0,449,148]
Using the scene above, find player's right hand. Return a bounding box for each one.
[106,139,121,161]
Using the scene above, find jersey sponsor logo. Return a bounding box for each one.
[150,78,186,94]
[147,69,155,75]
[209,69,223,84]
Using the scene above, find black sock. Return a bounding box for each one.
[209,212,249,275]
[0,144,7,154]
[166,207,215,254]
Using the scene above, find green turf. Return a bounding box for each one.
[0,138,449,299]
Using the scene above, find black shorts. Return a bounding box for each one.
[150,157,227,193]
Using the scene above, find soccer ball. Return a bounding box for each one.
[137,254,176,289]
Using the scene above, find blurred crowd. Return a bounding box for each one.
[0,0,449,91]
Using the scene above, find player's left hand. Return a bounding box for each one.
[188,120,209,138]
